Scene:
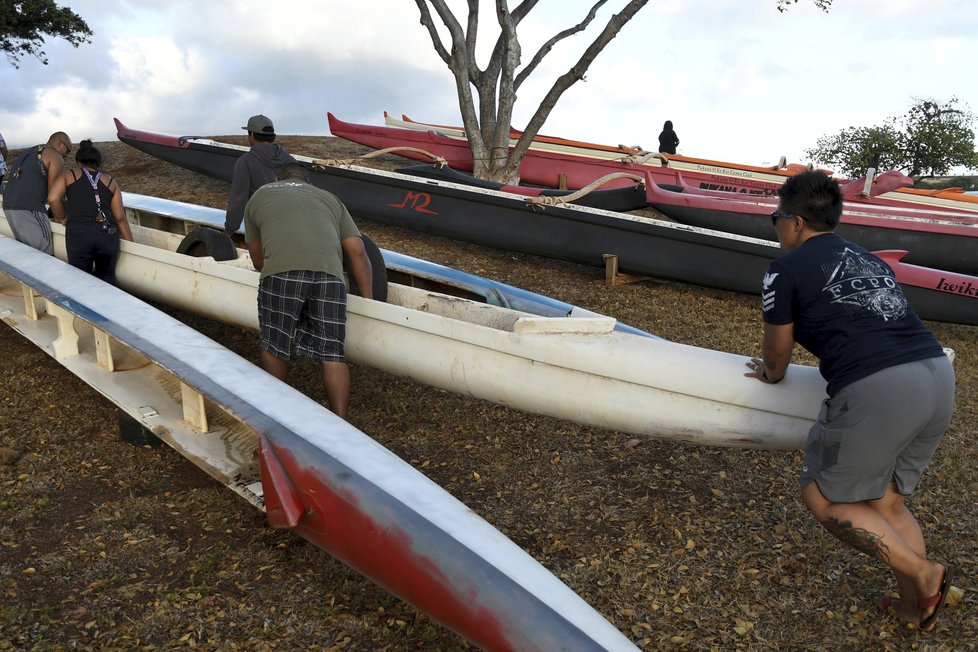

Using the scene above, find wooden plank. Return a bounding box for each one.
[94,328,115,372]
[46,301,80,359]
[601,253,650,287]
[180,381,209,433]
[21,282,38,320]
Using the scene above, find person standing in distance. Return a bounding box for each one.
[657,120,679,155]
[244,164,373,420]
[2,131,72,254]
[745,170,955,632]
[224,114,296,234]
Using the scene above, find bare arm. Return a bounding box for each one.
[107,178,132,241]
[43,147,65,195]
[342,236,373,300]
[246,240,264,272]
[47,171,68,224]
[745,322,795,383]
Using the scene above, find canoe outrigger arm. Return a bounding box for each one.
[312,146,448,170]
[525,172,646,207]
[620,151,670,166]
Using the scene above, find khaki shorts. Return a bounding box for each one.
[801,355,955,503]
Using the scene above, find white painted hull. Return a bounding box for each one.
[0,236,638,650]
[1,212,828,449]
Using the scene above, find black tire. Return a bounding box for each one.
[117,408,161,447]
[176,226,238,261]
[345,234,387,302]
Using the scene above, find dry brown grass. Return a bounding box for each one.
[1,137,975,650]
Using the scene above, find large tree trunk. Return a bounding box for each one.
[416,1,834,184]
[415,0,649,184]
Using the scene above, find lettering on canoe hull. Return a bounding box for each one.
[937,278,978,296]
[388,191,438,215]
[697,182,777,196]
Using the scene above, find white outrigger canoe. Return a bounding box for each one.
[0,236,640,651]
[1,206,828,449]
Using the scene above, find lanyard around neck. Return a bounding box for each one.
[81,168,104,217]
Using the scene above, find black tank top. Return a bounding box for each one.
[64,168,116,222]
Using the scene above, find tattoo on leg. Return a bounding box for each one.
[821,517,891,564]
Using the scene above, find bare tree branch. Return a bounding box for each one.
[777,0,833,12]
[413,0,453,65]
[416,0,490,165]
[505,0,649,178]
[514,1,607,90]
[491,0,522,166]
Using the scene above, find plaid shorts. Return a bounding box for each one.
[258,271,347,362]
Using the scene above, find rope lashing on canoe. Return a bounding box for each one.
[311,147,448,169]
[525,173,646,206]
[620,151,670,167]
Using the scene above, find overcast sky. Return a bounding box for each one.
[3,0,976,171]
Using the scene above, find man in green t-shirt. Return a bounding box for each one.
[244,164,373,420]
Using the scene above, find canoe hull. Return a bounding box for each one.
[114,120,977,326]
[385,113,978,214]
[650,202,977,275]
[2,212,828,449]
[115,118,780,294]
[118,191,657,338]
[332,113,788,194]
[0,237,638,651]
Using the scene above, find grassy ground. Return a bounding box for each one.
[0,137,974,650]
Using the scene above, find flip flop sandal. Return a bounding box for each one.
[918,564,955,632]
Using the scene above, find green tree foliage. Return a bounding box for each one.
[807,125,904,178]
[806,98,978,178]
[903,99,978,177]
[1,0,92,68]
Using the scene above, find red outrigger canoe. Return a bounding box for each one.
[366,113,978,215]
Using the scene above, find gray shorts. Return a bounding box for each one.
[801,355,955,503]
[5,209,54,255]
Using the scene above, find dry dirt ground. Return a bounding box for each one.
[1,137,976,651]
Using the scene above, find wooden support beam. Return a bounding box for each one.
[46,301,80,358]
[94,329,115,372]
[180,381,209,433]
[21,282,39,320]
[600,254,650,287]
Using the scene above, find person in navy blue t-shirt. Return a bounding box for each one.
[745,171,955,632]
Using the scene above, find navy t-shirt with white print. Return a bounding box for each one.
[762,232,943,396]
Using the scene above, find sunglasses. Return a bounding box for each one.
[770,210,796,226]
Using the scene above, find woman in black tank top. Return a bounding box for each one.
[47,140,133,284]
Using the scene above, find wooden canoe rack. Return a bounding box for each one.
[599,253,651,287]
